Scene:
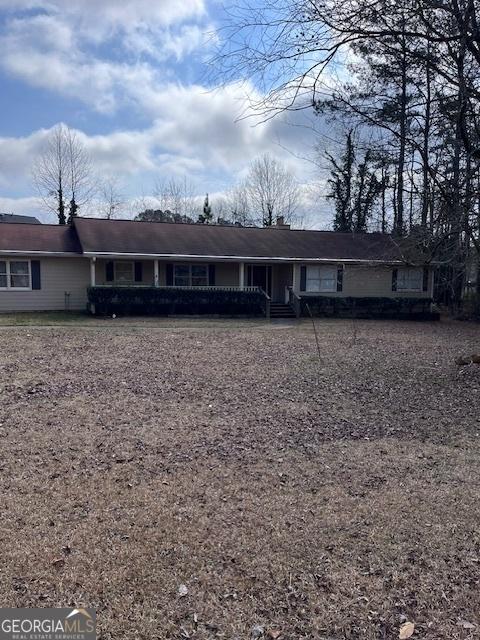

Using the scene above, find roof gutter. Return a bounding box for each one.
[0,250,81,256]
[82,251,405,264]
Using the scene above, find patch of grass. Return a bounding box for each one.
[0,311,275,329]
[0,311,93,325]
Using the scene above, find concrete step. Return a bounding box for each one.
[270,303,297,318]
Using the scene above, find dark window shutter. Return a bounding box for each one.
[423,267,429,292]
[106,261,114,282]
[392,268,398,292]
[337,267,344,292]
[300,266,306,292]
[134,261,143,283]
[31,260,41,290]
[208,264,216,286]
[166,263,173,286]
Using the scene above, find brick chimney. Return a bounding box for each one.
[275,216,290,229]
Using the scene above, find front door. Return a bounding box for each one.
[247,265,272,297]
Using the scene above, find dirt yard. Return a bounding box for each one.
[0,319,479,639]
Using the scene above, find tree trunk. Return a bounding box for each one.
[394,24,407,235]
[421,52,432,229]
[381,166,387,233]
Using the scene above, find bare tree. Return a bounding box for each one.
[32,124,95,225]
[215,0,480,310]
[32,124,69,225]
[245,154,300,226]
[99,175,124,219]
[210,195,230,223]
[153,176,199,222]
[65,127,96,223]
[225,182,252,225]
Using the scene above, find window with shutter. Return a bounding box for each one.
[0,260,31,289]
[305,266,337,292]
[174,264,209,286]
[114,261,134,284]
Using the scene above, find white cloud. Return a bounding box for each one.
[0,0,212,113]
[0,129,48,181]
[2,45,159,113]
[0,72,325,187]
[0,0,332,226]
[0,196,54,222]
[0,0,206,30]
[124,24,209,62]
[0,125,157,186]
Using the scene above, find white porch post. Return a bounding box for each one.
[154,259,159,287]
[239,262,245,290]
[292,263,299,294]
[89,257,96,315]
[90,257,96,287]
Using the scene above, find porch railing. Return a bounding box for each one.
[287,286,301,318]
[94,284,261,292]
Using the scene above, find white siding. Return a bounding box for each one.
[0,257,90,312]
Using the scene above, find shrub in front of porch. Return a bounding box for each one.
[87,286,267,316]
[301,296,438,320]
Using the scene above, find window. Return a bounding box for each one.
[397,267,423,291]
[174,264,209,287]
[174,265,190,287]
[191,265,208,286]
[0,260,30,290]
[114,261,134,284]
[306,266,337,292]
[10,261,30,288]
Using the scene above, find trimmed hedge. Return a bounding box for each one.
[459,293,480,321]
[300,296,439,320]
[88,286,267,317]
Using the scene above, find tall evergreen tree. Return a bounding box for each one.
[327,131,383,232]
[198,194,213,224]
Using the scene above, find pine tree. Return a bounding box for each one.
[198,194,213,224]
[327,132,382,233]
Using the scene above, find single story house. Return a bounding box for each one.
[0,216,436,318]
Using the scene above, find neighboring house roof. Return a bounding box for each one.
[73,217,401,262]
[0,223,82,254]
[0,213,41,224]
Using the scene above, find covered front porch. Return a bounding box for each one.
[87,257,301,317]
[89,257,299,302]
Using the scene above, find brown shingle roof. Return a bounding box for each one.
[74,217,400,262]
[0,223,81,253]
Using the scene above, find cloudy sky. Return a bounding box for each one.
[0,0,332,225]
